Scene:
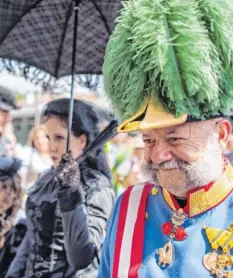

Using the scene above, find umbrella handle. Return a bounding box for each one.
[66,0,80,153]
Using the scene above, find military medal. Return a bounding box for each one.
[158,208,188,267]
[203,225,233,278]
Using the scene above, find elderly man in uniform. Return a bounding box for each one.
[98,0,233,277]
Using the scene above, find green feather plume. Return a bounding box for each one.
[103,0,232,121]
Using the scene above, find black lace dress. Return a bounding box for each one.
[6,165,114,278]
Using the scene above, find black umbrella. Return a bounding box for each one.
[0,0,121,151]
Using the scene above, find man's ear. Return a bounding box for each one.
[216,119,232,150]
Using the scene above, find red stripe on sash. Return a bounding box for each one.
[113,186,134,278]
[128,183,153,277]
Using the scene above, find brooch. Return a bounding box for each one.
[158,208,188,267]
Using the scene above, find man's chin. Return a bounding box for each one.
[157,168,188,188]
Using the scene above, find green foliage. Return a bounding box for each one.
[103,0,232,121]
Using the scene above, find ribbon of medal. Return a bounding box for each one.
[203,225,233,278]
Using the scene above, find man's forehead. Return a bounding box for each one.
[142,123,188,137]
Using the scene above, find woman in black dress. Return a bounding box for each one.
[7,99,114,278]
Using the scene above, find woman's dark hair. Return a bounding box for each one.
[42,98,111,179]
[42,98,100,144]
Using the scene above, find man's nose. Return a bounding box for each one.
[151,141,173,165]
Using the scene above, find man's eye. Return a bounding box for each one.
[168,137,183,142]
[143,139,155,146]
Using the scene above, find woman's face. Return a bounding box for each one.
[44,117,87,167]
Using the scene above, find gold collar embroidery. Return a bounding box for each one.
[162,163,233,217]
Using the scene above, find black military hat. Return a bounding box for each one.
[0,85,18,111]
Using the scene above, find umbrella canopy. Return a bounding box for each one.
[0,0,122,78]
[0,0,121,151]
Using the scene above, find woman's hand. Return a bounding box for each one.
[54,152,81,188]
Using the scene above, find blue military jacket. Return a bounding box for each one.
[99,165,233,278]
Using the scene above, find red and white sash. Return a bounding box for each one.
[113,183,153,278]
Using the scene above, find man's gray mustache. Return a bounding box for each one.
[158,160,189,169]
[142,160,189,171]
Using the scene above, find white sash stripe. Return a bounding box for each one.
[118,184,145,278]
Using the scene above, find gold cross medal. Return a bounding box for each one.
[158,208,188,267]
[203,225,233,278]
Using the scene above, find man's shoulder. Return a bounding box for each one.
[115,182,154,211]
[121,182,154,196]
